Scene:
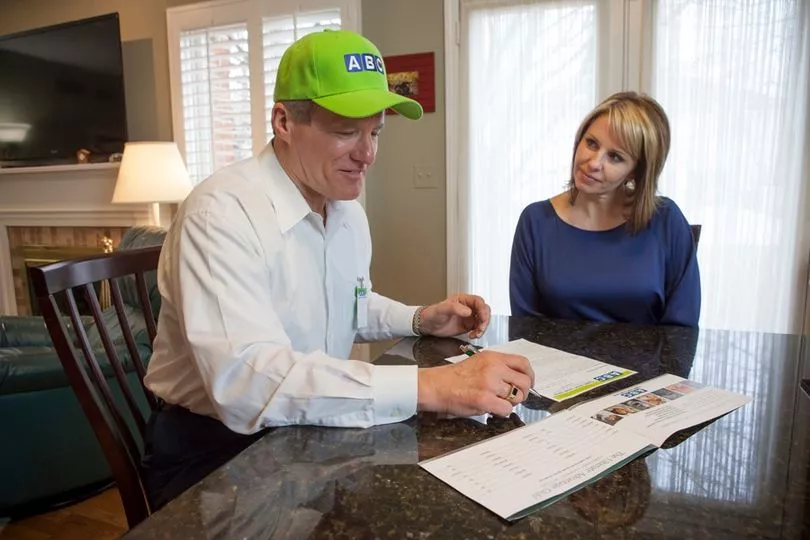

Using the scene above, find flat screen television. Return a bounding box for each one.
[0,13,128,168]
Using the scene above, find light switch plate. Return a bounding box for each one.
[413,165,437,189]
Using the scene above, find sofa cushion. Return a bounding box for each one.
[0,316,90,348]
[85,303,149,351]
[0,343,152,396]
[0,317,49,348]
[117,225,166,317]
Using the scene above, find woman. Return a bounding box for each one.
[509,92,700,327]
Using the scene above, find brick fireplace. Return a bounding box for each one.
[0,163,156,315]
[7,226,130,315]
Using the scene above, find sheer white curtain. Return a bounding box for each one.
[460,0,599,316]
[651,0,810,333]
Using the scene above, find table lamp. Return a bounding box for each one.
[112,141,192,227]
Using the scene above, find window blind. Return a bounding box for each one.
[180,22,253,184]
[263,9,341,140]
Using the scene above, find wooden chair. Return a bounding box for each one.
[690,224,702,249]
[29,246,162,529]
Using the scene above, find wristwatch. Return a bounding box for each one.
[412,305,425,336]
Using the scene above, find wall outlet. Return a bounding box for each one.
[413,165,437,189]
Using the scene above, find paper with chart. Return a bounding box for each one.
[419,409,653,521]
[446,339,637,401]
[420,373,752,520]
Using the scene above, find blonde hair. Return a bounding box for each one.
[567,92,671,233]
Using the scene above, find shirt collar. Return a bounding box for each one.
[258,143,352,234]
[258,143,313,234]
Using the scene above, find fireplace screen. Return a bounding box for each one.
[18,241,114,317]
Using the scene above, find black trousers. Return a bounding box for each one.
[141,404,268,511]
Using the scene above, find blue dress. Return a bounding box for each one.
[509,197,700,327]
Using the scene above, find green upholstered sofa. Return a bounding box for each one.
[0,225,166,517]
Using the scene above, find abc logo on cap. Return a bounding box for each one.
[344,53,385,74]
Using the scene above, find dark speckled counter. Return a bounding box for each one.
[124,316,810,539]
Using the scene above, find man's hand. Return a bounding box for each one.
[419,294,492,339]
[416,351,534,417]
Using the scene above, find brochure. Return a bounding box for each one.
[420,373,752,521]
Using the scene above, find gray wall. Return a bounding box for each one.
[0,0,449,309]
[363,0,447,308]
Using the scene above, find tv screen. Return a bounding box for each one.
[0,13,128,167]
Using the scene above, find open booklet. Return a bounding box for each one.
[420,373,752,521]
[446,338,638,401]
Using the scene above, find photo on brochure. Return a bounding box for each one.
[652,387,684,401]
[605,404,639,416]
[667,380,705,394]
[622,398,653,411]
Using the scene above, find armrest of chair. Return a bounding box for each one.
[0,316,51,347]
[0,316,92,348]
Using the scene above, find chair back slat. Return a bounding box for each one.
[29,245,162,529]
[83,282,148,438]
[134,272,158,343]
[66,284,145,467]
[110,278,158,410]
[39,292,150,525]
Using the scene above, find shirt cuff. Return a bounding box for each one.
[371,364,418,424]
[393,304,420,336]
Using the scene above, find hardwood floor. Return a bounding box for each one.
[0,489,127,540]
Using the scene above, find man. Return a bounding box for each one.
[142,29,534,510]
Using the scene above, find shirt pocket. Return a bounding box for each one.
[331,225,367,285]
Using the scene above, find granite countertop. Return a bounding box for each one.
[125,316,810,539]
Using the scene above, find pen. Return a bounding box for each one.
[459,344,481,357]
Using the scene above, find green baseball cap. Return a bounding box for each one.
[274,29,423,120]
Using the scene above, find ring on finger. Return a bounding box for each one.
[504,383,520,403]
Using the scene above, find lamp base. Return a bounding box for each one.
[150,202,162,227]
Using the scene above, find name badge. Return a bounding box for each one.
[355,277,369,329]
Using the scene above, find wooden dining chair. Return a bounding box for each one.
[29,245,162,529]
[690,224,702,249]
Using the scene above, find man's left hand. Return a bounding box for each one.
[418,294,491,339]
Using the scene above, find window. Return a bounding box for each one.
[167,0,360,184]
[446,0,810,333]
[263,10,342,141]
[179,22,252,184]
[449,0,601,319]
[648,0,810,333]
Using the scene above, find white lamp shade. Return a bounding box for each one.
[112,142,192,203]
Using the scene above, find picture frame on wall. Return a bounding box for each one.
[383,52,435,114]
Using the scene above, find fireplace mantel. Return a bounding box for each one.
[0,162,120,176]
[0,164,156,315]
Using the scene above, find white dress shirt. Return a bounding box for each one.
[144,144,419,434]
